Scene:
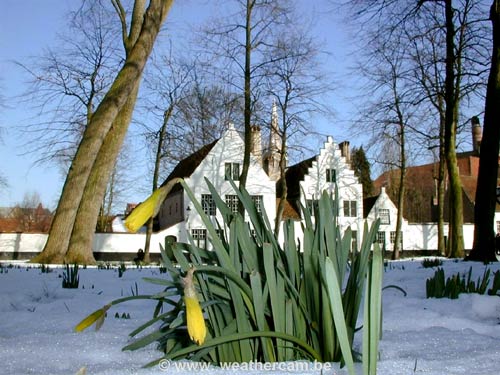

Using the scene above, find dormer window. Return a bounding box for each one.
[379,209,390,224]
[225,162,240,181]
[326,168,336,183]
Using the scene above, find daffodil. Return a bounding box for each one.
[124,177,182,233]
[74,304,111,332]
[182,267,206,345]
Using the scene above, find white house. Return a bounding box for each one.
[154,104,363,249]
[281,138,364,247]
[155,122,277,247]
[364,187,407,251]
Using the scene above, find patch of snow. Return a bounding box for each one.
[0,259,499,375]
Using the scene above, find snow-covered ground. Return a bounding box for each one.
[0,259,499,375]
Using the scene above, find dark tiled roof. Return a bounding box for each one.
[279,156,316,199]
[276,156,317,219]
[160,139,219,191]
[363,195,379,218]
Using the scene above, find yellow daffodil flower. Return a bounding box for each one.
[124,177,182,233]
[182,267,206,345]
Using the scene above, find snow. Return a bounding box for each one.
[0,259,499,375]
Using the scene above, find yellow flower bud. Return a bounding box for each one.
[124,178,182,233]
[183,268,206,345]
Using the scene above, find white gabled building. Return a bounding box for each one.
[363,187,407,251]
[280,137,364,247]
[156,123,276,247]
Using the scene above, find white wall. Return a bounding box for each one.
[405,223,474,251]
[0,222,482,258]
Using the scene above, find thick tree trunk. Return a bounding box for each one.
[65,84,140,264]
[469,0,500,262]
[32,0,173,264]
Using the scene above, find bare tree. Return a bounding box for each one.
[33,0,174,264]
[139,49,193,262]
[356,33,419,259]
[348,0,490,258]
[263,29,331,233]
[201,0,291,189]
[18,1,121,168]
[11,192,52,233]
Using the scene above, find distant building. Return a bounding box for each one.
[0,204,52,233]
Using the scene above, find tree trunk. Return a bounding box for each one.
[469,0,500,262]
[438,116,447,256]
[32,0,174,264]
[392,139,405,260]
[239,0,253,190]
[65,83,140,264]
[144,105,172,263]
[444,0,464,258]
[274,113,287,236]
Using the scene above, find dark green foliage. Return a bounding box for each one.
[121,179,382,369]
[421,258,443,268]
[62,264,79,289]
[426,267,493,299]
[351,146,374,198]
[118,263,126,278]
[39,264,53,273]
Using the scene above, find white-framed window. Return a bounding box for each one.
[201,194,216,216]
[225,162,240,181]
[326,168,336,183]
[225,194,239,213]
[351,230,358,252]
[251,195,263,213]
[343,200,357,217]
[191,228,207,249]
[390,231,403,247]
[379,209,390,224]
[376,231,386,245]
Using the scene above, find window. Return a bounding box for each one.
[326,168,336,183]
[390,231,403,247]
[379,209,390,224]
[191,229,207,249]
[225,162,240,181]
[343,200,357,217]
[376,231,386,245]
[201,194,216,216]
[351,230,358,252]
[225,194,239,213]
[251,195,263,213]
[306,199,319,216]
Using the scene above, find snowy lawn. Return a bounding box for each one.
[0,259,499,375]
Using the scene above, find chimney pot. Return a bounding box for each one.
[339,141,351,165]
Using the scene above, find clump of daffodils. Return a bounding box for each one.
[182,267,206,345]
[124,177,182,233]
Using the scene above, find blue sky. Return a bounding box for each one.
[0,0,356,210]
